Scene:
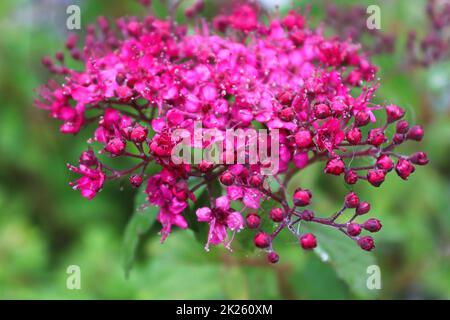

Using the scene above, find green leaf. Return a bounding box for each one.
[134,231,280,299]
[303,223,379,299]
[122,186,158,278]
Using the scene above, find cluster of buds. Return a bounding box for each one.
[36,1,428,262]
[325,0,450,68]
[406,0,450,67]
[248,190,382,264]
[325,4,395,56]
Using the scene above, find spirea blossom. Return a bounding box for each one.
[36,1,428,262]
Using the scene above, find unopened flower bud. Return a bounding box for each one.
[220,172,235,186]
[362,218,382,233]
[106,137,126,155]
[347,223,362,236]
[129,175,143,188]
[293,189,312,206]
[367,128,386,147]
[249,175,263,187]
[313,103,331,119]
[130,125,148,143]
[301,209,315,221]
[396,120,409,134]
[345,192,360,208]
[279,107,295,121]
[367,169,385,187]
[356,201,371,215]
[395,159,415,180]
[269,208,285,222]
[358,236,375,251]
[295,129,313,148]
[386,104,405,123]
[376,154,394,172]
[246,213,261,229]
[300,233,317,250]
[267,251,280,264]
[393,133,405,144]
[355,111,370,127]
[407,125,424,141]
[277,91,293,105]
[345,170,358,185]
[346,127,362,145]
[254,232,271,248]
[409,152,429,166]
[324,157,345,176]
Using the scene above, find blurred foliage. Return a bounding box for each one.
[0,0,449,299]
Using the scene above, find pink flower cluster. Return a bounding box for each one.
[36,2,428,262]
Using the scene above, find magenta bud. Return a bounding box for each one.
[269,208,285,222]
[347,223,362,236]
[362,218,382,233]
[345,170,358,185]
[367,169,385,187]
[300,233,317,250]
[409,152,429,166]
[246,213,261,229]
[355,111,370,127]
[249,175,263,187]
[324,157,345,176]
[386,104,405,123]
[356,201,371,215]
[267,251,279,264]
[254,232,271,249]
[396,120,410,134]
[367,128,386,147]
[358,236,375,251]
[376,154,394,172]
[130,125,148,143]
[279,107,295,121]
[395,159,415,180]
[277,91,293,105]
[129,175,143,188]
[55,52,64,62]
[293,189,312,207]
[220,172,235,186]
[295,129,313,148]
[106,137,126,155]
[42,56,53,67]
[393,133,406,144]
[345,192,360,208]
[346,127,362,145]
[301,209,315,221]
[313,103,332,119]
[407,125,424,141]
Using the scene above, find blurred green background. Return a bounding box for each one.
[0,0,449,299]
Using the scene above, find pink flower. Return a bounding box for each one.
[314,118,345,153]
[146,169,191,242]
[196,202,244,249]
[68,164,105,200]
[226,186,261,209]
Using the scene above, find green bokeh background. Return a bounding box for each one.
[0,0,449,299]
